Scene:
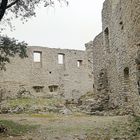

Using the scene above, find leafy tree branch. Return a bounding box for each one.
[0,36,27,70]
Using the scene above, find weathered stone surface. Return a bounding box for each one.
[0,0,140,116]
[90,0,140,115]
[59,107,72,115]
[0,47,93,100]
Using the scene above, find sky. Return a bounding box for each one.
[2,0,105,50]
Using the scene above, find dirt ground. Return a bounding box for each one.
[0,113,139,140]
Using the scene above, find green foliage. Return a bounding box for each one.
[0,120,37,136]
[0,36,27,70]
[0,0,68,69]
[0,0,68,22]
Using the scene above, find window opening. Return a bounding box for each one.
[77,60,83,67]
[33,86,44,92]
[58,54,65,64]
[33,52,42,62]
[104,27,110,52]
[124,67,129,79]
[123,67,130,92]
[48,85,58,92]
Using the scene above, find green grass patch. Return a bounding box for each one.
[30,113,58,118]
[73,112,88,117]
[7,97,64,108]
[0,120,38,136]
[8,98,33,107]
[29,113,61,122]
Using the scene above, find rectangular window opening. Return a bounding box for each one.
[58,54,65,64]
[33,52,42,62]
[48,85,58,92]
[33,86,44,93]
[77,60,83,67]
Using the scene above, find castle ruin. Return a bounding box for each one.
[0,46,93,100]
[0,0,140,116]
[90,0,140,115]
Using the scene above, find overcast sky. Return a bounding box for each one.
[2,0,105,50]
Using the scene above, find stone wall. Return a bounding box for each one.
[92,0,140,115]
[0,46,93,100]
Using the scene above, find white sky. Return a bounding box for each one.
[2,0,105,50]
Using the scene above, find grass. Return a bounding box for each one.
[30,113,57,118]
[86,116,140,140]
[45,123,96,134]
[1,97,140,139]
[0,114,139,140]
[7,97,64,107]
[0,120,38,136]
[29,113,61,122]
[8,98,33,107]
[2,97,65,114]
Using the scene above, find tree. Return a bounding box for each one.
[0,0,68,22]
[0,36,27,70]
[0,0,68,70]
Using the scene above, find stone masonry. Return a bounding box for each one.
[0,0,140,116]
[0,46,93,100]
[91,0,140,115]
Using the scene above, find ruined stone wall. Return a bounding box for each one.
[0,47,93,100]
[92,33,107,93]
[92,0,140,115]
[85,41,94,85]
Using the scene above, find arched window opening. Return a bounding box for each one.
[124,67,129,79]
[104,27,110,53]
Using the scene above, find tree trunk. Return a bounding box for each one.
[0,0,8,21]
